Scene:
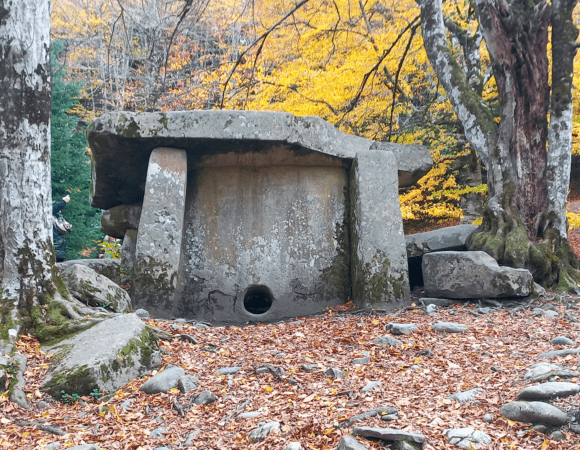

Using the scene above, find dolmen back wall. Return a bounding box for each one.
[88,111,433,323]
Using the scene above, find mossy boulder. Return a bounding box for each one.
[41,313,161,400]
[58,259,123,285]
[59,263,131,313]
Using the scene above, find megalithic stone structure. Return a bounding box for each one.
[130,147,187,316]
[87,111,431,323]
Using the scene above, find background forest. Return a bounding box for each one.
[49,0,580,258]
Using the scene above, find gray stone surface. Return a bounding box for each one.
[425,304,439,315]
[41,314,161,400]
[422,251,534,298]
[351,351,370,365]
[448,388,482,403]
[216,366,242,375]
[324,367,345,379]
[237,411,262,419]
[131,147,188,316]
[248,421,280,442]
[551,336,574,346]
[351,150,410,310]
[121,229,138,275]
[339,406,398,428]
[539,348,580,359]
[406,224,478,258]
[67,446,100,450]
[58,259,122,284]
[524,363,563,379]
[101,204,142,239]
[194,390,217,405]
[59,263,131,313]
[432,322,468,333]
[517,382,580,401]
[419,298,458,307]
[283,442,302,450]
[141,366,185,394]
[352,427,425,444]
[371,336,403,346]
[443,427,492,450]
[500,401,568,425]
[387,323,418,335]
[360,381,381,393]
[9,353,29,409]
[134,308,150,319]
[177,374,199,393]
[338,435,370,450]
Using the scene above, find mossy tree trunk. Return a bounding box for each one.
[417,0,580,290]
[0,1,110,347]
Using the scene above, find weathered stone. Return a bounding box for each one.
[351,150,410,310]
[283,442,302,450]
[9,353,29,409]
[443,427,492,450]
[360,381,381,393]
[387,323,418,335]
[338,435,370,450]
[149,426,168,438]
[141,366,185,394]
[550,336,574,346]
[382,143,433,188]
[339,406,398,428]
[483,414,492,423]
[422,251,534,298]
[419,298,458,307]
[538,348,580,359]
[177,374,199,394]
[352,427,425,445]
[101,204,142,239]
[216,366,242,375]
[248,421,280,442]
[41,314,161,400]
[59,263,131,313]
[134,308,150,319]
[58,259,122,284]
[130,147,188,317]
[500,401,568,425]
[237,411,262,419]
[371,336,403,346]
[324,367,345,379]
[351,351,370,365]
[448,388,482,403]
[424,304,438,316]
[194,390,217,405]
[406,225,478,258]
[517,382,580,401]
[432,322,468,334]
[121,229,138,275]
[524,363,563,379]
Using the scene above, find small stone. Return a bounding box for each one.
[149,427,168,438]
[301,364,319,372]
[418,348,433,357]
[178,375,199,394]
[180,334,199,344]
[193,390,217,405]
[448,388,482,404]
[337,435,369,450]
[37,400,49,410]
[140,366,185,394]
[550,336,574,346]
[381,414,398,421]
[443,427,492,450]
[419,297,456,307]
[174,318,186,323]
[120,398,135,410]
[248,421,280,442]
[483,414,492,423]
[538,348,580,359]
[517,381,580,401]
[170,323,183,330]
[530,424,548,434]
[543,310,559,317]
[524,363,562,379]
[386,323,418,335]
[371,336,403,346]
[351,351,370,365]
[237,411,262,419]
[432,322,468,333]
[183,429,201,446]
[45,444,62,450]
[194,323,210,330]
[570,424,580,434]
[283,442,302,450]
[134,308,150,318]
[411,365,421,370]
[360,381,381,393]
[324,367,344,379]
[216,366,242,375]
[500,401,568,425]
[425,304,439,316]
[352,427,425,445]
[549,431,566,441]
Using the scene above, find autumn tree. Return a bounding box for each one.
[0,0,112,345]
[417,0,580,289]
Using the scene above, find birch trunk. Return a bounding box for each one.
[417,0,579,289]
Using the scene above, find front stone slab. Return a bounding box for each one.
[351,150,410,310]
[131,147,187,316]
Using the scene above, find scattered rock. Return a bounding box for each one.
[387,323,418,335]
[425,304,439,316]
[418,348,433,357]
[483,414,492,423]
[443,427,492,450]
[550,336,574,346]
[351,351,370,365]
[405,224,478,258]
[134,309,150,319]
[517,382,580,401]
[216,366,242,375]
[549,430,566,441]
[419,298,457,307]
[149,426,168,438]
[10,353,29,409]
[432,322,468,334]
[500,401,568,425]
[538,348,580,359]
[182,429,201,447]
[324,367,345,379]
[337,435,370,450]
[338,406,398,429]
[141,366,185,394]
[301,364,319,372]
[524,363,562,379]
[448,388,482,404]
[178,374,199,394]
[371,336,403,346]
[422,251,534,298]
[67,446,100,450]
[360,381,381,393]
[248,421,280,442]
[37,400,49,410]
[237,411,262,419]
[543,310,559,318]
[283,442,302,450]
[193,390,217,405]
[352,427,425,445]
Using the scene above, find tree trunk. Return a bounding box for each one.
[418,0,580,289]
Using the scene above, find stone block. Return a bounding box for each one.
[101,204,142,239]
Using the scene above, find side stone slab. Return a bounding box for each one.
[351,150,410,310]
[130,148,187,316]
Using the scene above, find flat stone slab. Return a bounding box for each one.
[371,336,403,346]
[88,111,433,209]
[387,323,418,335]
[432,322,468,333]
[443,427,492,450]
[423,251,534,298]
[539,348,580,359]
[406,225,478,258]
[352,427,425,444]
[448,388,482,403]
[551,336,574,346]
[524,363,563,379]
[500,401,568,425]
[41,314,161,400]
[338,435,370,450]
[517,382,580,401]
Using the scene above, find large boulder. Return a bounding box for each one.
[101,204,142,239]
[59,263,131,313]
[58,259,122,285]
[405,225,478,258]
[41,314,161,400]
[422,251,534,298]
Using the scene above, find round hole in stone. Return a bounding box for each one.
[243,286,273,315]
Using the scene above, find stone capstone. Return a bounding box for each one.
[500,401,569,425]
[100,204,142,239]
[405,225,478,258]
[140,366,185,394]
[58,259,123,285]
[443,427,492,450]
[517,382,580,401]
[41,314,161,400]
[422,251,534,298]
[59,263,131,313]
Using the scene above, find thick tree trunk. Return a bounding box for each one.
[418,0,579,289]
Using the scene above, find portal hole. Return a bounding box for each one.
[243,286,273,315]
